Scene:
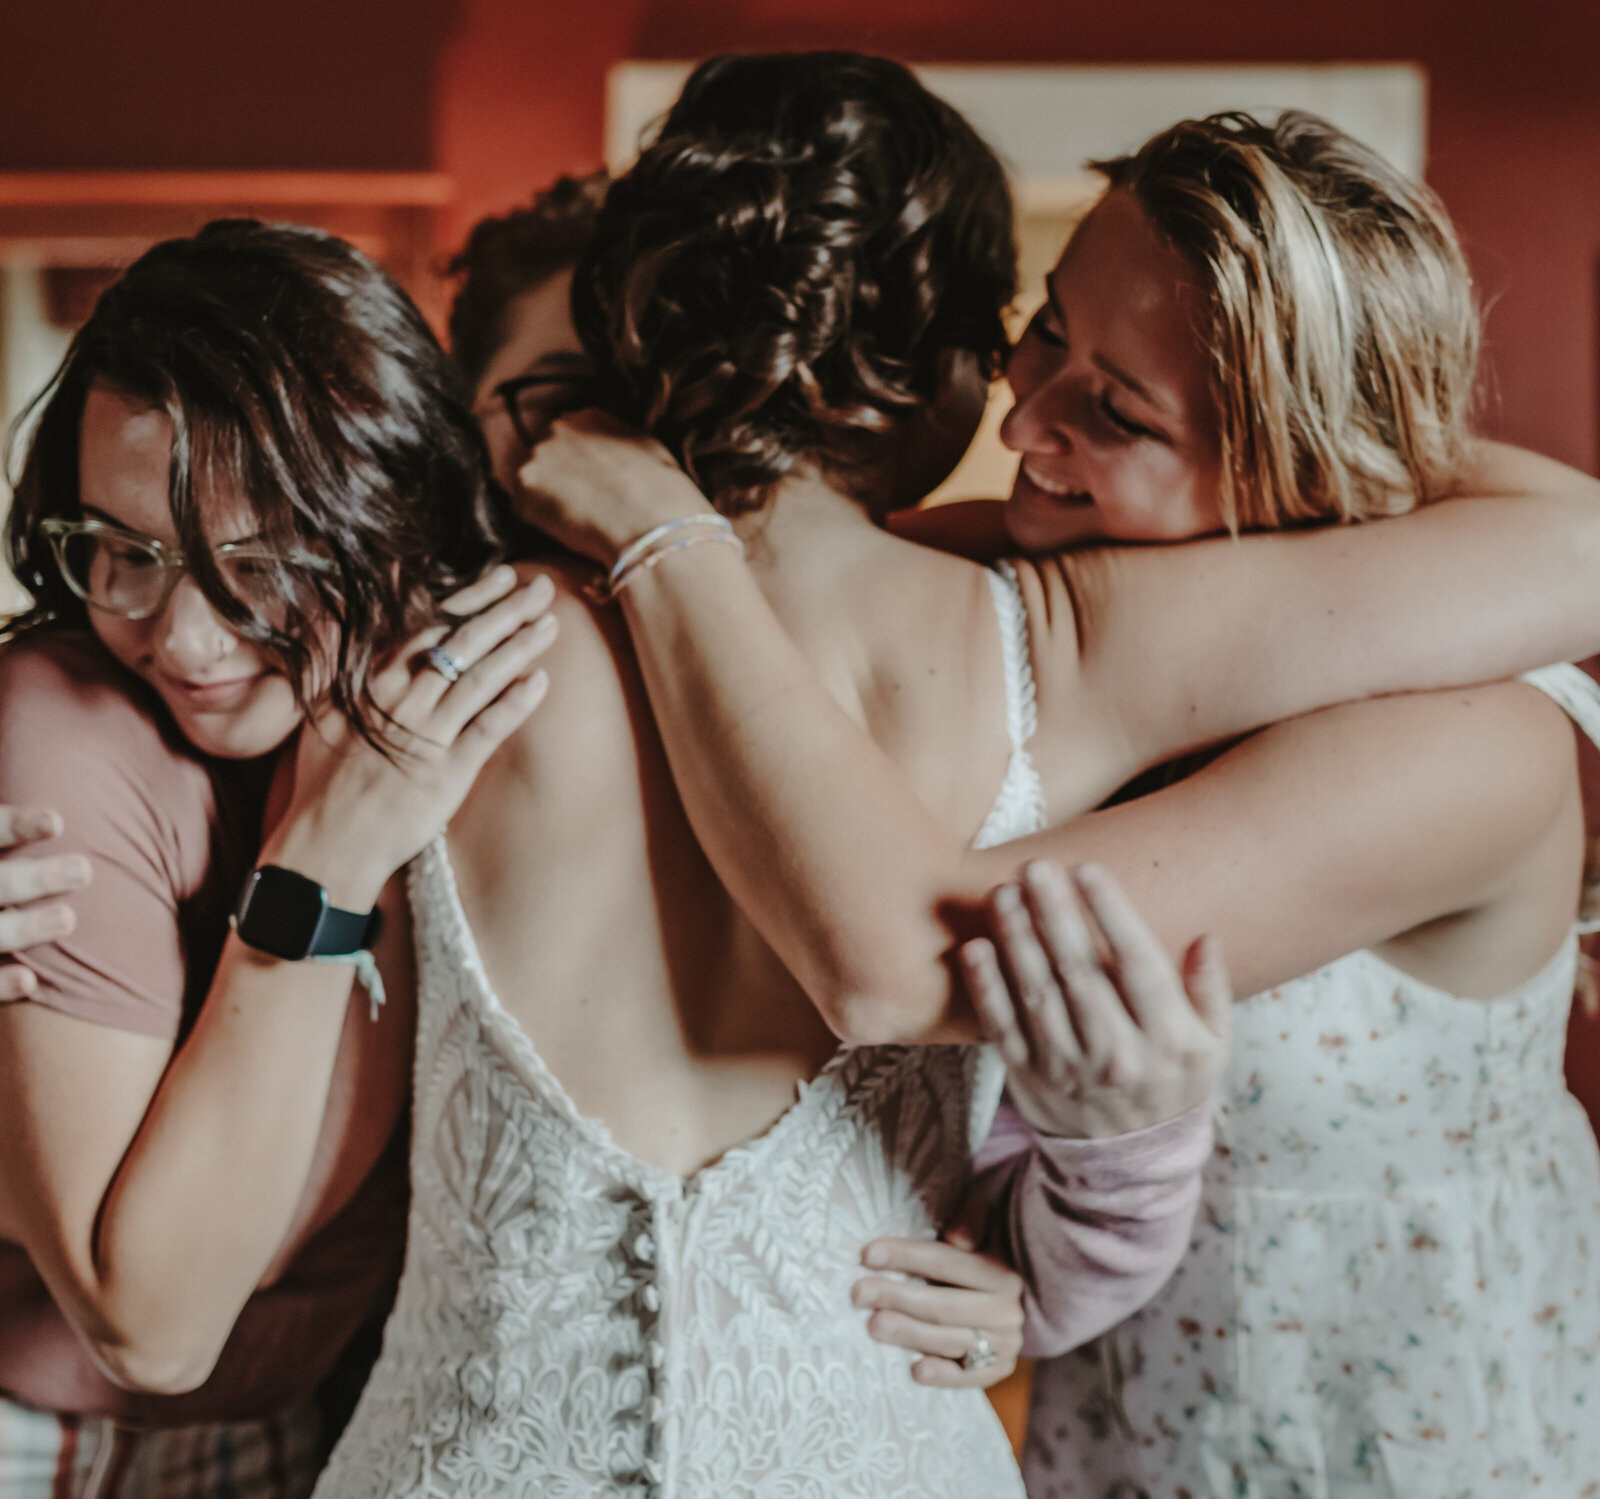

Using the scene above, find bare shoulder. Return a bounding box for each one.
[1002,551,1133,815]
[455,560,649,845]
[1264,679,1581,939]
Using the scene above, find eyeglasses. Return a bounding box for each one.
[486,372,598,449]
[40,517,336,622]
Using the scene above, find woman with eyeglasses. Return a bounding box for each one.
[0,219,557,1499]
[447,172,609,496]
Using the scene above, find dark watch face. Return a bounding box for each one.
[234,866,329,961]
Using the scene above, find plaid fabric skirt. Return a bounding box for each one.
[0,1394,322,1499]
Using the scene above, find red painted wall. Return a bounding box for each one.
[0,0,456,172]
[434,0,1600,473]
[4,1,1594,467]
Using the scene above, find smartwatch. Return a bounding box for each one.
[231,865,381,962]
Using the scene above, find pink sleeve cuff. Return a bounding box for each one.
[973,1095,1214,1358]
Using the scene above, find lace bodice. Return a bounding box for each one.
[315,567,1045,1498]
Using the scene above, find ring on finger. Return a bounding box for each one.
[424,645,465,683]
[961,1330,999,1372]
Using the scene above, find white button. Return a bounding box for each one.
[640,1284,661,1313]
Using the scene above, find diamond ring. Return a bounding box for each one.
[961,1330,998,1372]
[424,645,465,683]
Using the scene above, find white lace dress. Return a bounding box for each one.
[314,567,1046,1499]
[1024,665,1600,1499]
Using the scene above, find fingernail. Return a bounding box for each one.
[527,573,556,607]
[1026,859,1067,890]
[850,1282,871,1307]
[5,967,37,997]
[58,856,91,888]
[862,1242,888,1268]
[16,810,62,840]
[1074,861,1106,884]
[945,1227,975,1251]
[993,883,1022,914]
[47,905,76,936]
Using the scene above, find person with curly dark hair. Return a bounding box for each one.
[446,173,607,492]
[0,220,557,1498]
[520,54,1600,1497]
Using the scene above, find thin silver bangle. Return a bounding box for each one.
[606,513,729,594]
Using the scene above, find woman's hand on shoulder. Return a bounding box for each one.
[961,860,1230,1139]
[0,805,90,1000]
[516,409,716,569]
[270,566,559,904]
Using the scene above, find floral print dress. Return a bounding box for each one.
[1023,666,1600,1499]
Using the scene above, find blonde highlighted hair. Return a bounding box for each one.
[1096,111,1479,531]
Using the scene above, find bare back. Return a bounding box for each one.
[446,531,1025,1175]
[448,565,838,1176]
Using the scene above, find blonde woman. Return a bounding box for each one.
[523,91,1600,1499]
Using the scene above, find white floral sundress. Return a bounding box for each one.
[1024,665,1600,1499]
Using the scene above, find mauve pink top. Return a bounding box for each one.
[0,632,406,1426]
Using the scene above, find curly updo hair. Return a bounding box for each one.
[6,219,507,750]
[574,51,1016,512]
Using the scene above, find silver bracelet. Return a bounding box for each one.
[605,514,730,595]
[608,528,745,600]
[595,514,742,602]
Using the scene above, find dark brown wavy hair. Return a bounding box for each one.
[5,219,508,749]
[574,51,1016,512]
[446,171,608,391]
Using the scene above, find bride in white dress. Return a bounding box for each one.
[521,98,1600,1499]
[323,57,1600,1499]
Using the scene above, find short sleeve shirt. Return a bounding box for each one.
[0,633,407,1425]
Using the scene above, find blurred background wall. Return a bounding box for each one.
[3,0,1593,468]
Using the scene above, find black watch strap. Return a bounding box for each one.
[310,900,383,958]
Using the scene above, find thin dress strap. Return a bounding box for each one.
[973,562,1048,849]
[1521,663,1600,932]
